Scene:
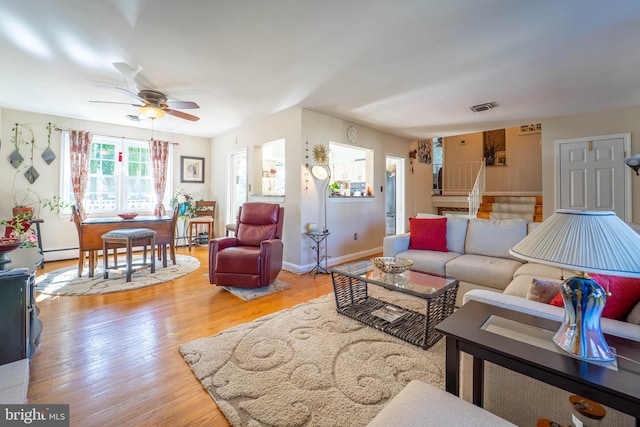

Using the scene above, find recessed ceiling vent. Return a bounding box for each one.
[469,101,498,113]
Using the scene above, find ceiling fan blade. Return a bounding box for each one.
[165,109,200,121]
[116,87,147,103]
[112,62,155,90]
[89,100,143,107]
[165,100,199,109]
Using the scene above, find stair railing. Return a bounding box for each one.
[468,161,485,218]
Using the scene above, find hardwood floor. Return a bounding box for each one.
[28,246,335,426]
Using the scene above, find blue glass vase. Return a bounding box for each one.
[179,203,187,216]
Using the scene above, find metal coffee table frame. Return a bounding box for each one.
[331,260,458,349]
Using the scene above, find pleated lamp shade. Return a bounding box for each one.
[510,209,640,278]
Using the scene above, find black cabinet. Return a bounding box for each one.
[0,248,43,365]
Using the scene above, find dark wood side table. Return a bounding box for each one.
[435,301,640,425]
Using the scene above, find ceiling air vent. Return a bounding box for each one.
[469,101,498,113]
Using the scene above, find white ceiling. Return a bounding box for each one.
[2,0,640,140]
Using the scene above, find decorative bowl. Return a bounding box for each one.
[117,212,139,220]
[0,238,25,253]
[370,256,414,274]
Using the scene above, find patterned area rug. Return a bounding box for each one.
[36,254,200,295]
[221,279,291,301]
[179,287,445,427]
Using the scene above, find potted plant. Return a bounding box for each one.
[12,185,39,218]
[485,142,496,166]
[41,195,73,215]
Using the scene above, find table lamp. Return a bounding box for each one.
[509,209,640,362]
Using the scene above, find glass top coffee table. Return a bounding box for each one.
[330,259,459,349]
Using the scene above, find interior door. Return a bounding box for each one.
[385,156,406,235]
[556,134,630,220]
[227,149,247,226]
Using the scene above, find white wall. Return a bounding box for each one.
[541,106,640,221]
[1,108,211,260]
[211,108,412,273]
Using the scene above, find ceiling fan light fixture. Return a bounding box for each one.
[139,105,166,119]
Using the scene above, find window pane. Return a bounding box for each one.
[61,133,170,215]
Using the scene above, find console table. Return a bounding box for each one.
[0,247,43,365]
[435,301,640,425]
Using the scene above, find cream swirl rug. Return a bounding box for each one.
[36,254,200,295]
[179,288,445,427]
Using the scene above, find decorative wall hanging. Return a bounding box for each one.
[408,149,417,174]
[180,156,205,183]
[417,140,432,164]
[9,125,24,168]
[483,129,506,166]
[519,123,542,135]
[41,122,57,164]
[312,144,328,165]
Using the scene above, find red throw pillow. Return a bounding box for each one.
[549,274,640,321]
[408,217,448,252]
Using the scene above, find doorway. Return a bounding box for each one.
[226,149,247,226]
[385,156,406,235]
[555,133,631,221]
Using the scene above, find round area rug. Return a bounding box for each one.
[36,254,200,295]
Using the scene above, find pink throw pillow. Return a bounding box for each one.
[526,278,562,304]
[549,274,640,321]
[408,217,448,252]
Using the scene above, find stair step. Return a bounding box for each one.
[477,195,543,222]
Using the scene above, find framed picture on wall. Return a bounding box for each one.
[180,156,205,183]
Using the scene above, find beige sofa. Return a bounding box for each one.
[383,215,540,305]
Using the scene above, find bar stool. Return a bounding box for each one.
[102,228,156,282]
[188,200,216,250]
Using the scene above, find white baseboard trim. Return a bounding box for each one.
[283,246,383,275]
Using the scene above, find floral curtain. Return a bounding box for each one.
[69,130,93,219]
[149,139,170,216]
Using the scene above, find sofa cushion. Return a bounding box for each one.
[397,249,462,276]
[549,274,640,321]
[526,278,562,303]
[626,301,640,324]
[465,219,527,260]
[446,254,523,291]
[416,213,468,253]
[409,217,448,252]
[513,263,573,280]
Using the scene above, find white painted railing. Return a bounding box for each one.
[468,161,485,218]
[432,161,484,195]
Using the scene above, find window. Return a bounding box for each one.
[328,142,374,197]
[61,133,172,214]
[255,138,285,196]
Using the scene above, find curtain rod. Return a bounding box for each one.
[53,126,179,145]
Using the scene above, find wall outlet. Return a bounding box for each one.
[354,233,358,240]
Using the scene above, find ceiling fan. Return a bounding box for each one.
[90,62,200,121]
[90,87,200,121]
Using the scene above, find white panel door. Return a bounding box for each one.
[557,135,628,219]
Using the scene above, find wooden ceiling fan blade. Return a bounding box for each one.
[165,100,199,109]
[165,109,200,121]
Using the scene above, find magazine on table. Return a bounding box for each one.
[371,305,406,322]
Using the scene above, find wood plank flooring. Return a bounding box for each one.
[28,246,335,426]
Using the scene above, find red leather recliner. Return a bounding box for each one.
[208,202,284,288]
